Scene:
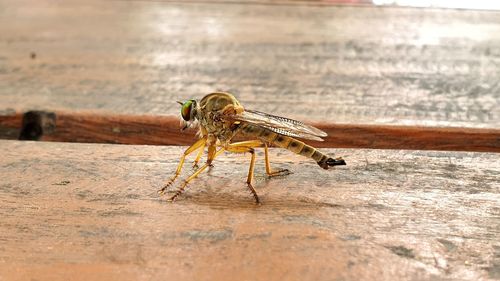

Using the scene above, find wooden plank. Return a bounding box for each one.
[0,0,499,129]
[0,109,21,140]
[0,140,498,280]
[1,110,499,152]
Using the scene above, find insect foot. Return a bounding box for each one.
[157,185,168,195]
[246,183,261,204]
[167,180,191,202]
[158,178,176,195]
[267,168,291,178]
[168,191,181,202]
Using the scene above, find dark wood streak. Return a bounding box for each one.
[1,110,498,152]
[309,123,500,152]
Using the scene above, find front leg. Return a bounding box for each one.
[192,144,204,169]
[169,143,222,202]
[159,137,206,194]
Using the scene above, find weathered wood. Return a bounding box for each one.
[0,140,498,280]
[0,0,499,129]
[0,110,21,140]
[1,110,499,152]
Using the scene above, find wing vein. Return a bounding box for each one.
[222,109,327,141]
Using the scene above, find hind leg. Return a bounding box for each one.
[264,143,291,177]
[224,140,265,204]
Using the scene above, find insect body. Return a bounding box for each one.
[160,92,346,203]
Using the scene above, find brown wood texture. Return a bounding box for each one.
[0,140,499,280]
[1,110,499,152]
[0,0,499,129]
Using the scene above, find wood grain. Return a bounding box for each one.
[1,110,499,152]
[0,0,499,128]
[0,140,498,280]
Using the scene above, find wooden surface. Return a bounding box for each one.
[1,110,499,152]
[1,1,499,280]
[1,0,499,129]
[1,140,499,280]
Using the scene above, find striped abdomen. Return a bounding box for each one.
[239,124,339,169]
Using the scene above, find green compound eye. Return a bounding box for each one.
[181,100,194,121]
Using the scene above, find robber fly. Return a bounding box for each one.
[159,92,346,203]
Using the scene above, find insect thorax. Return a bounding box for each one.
[197,92,244,142]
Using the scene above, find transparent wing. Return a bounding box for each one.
[223,109,327,141]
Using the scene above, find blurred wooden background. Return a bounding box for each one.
[1,0,498,151]
[0,1,499,280]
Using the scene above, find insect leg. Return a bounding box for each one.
[159,137,206,194]
[226,140,290,177]
[228,140,264,147]
[264,143,290,177]
[225,141,263,204]
[169,145,224,202]
[192,144,205,168]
